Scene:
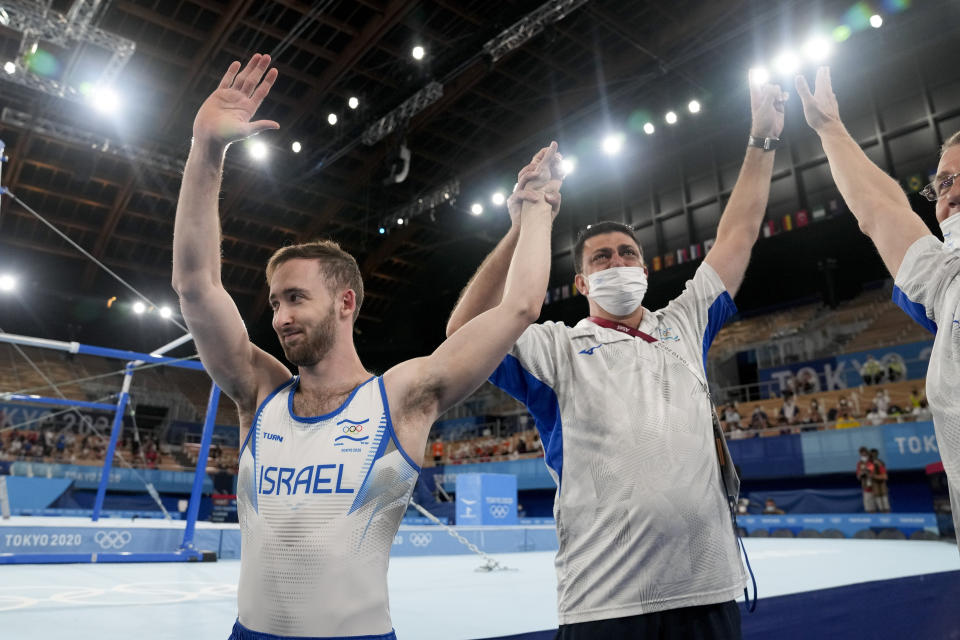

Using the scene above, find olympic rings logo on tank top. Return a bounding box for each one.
[342,425,364,433]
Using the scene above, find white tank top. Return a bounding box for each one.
[236,375,420,637]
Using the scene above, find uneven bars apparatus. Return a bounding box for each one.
[0,332,221,563]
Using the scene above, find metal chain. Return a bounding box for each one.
[407,499,514,572]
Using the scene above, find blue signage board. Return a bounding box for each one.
[455,473,518,525]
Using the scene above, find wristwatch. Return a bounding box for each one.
[747,135,780,151]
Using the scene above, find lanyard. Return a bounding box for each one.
[586,316,657,342]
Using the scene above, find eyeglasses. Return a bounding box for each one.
[920,171,960,202]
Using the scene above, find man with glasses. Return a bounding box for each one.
[446,80,788,638]
[796,66,960,550]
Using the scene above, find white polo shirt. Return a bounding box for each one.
[893,234,960,550]
[490,262,746,625]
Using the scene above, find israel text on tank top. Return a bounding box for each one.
[236,375,420,637]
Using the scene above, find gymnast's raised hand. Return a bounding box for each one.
[192,53,280,148]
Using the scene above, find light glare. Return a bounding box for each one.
[412,46,425,60]
[870,14,883,28]
[327,113,338,125]
[602,133,624,155]
[665,111,678,124]
[291,141,302,153]
[748,66,770,86]
[772,51,800,75]
[0,274,16,292]
[802,36,832,62]
[560,156,576,175]
[470,203,483,215]
[491,192,506,206]
[397,217,404,225]
[642,122,655,135]
[132,301,146,315]
[348,96,359,109]
[89,87,120,114]
[248,140,268,161]
[3,61,14,75]
[159,306,172,319]
[687,100,701,114]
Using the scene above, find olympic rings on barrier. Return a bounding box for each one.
[94,530,132,550]
[408,533,433,547]
[489,505,510,519]
[342,425,364,433]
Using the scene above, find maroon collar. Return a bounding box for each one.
[586,316,657,342]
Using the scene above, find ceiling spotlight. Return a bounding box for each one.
[491,191,506,206]
[348,96,359,110]
[560,156,576,176]
[327,113,338,125]
[772,51,800,75]
[748,66,770,86]
[870,14,883,28]
[291,141,302,153]
[665,111,678,124]
[687,100,701,114]
[132,301,146,315]
[0,274,16,292]
[159,306,173,319]
[3,61,14,75]
[470,203,484,215]
[397,217,404,225]
[248,140,268,161]
[378,227,386,235]
[802,36,832,62]
[89,86,121,115]
[642,122,655,135]
[412,45,425,60]
[602,133,624,155]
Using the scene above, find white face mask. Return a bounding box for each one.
[941,213,960,253]
[585,266,648,316]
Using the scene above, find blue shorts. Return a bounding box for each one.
[229,620,397,640]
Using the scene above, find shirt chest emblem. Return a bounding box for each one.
[657,326,681,342]
[334,418,372,453]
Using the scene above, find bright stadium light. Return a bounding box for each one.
[870,14,883,28]
[749,66,770,86]
[291,141,302,153]
[327,113,338,125]
[248,140,268,161]
[348,96,359,109]
[470,203,483,215]
[688,100,701,114]
[491,191,506,206]
[665,111,678,125]
[412,45,425,60]
[602,133,624,155]
[3,61,14,75]
[132,301,146,315]
[560,156,576,175]
[159,306,173,319]
[378,226,386,235]
[772,51,800,75]
[0,273,16,292]
[397,217,405,225]
[643,122,655,135]
[89,86,121,115]
[802,35,832,62]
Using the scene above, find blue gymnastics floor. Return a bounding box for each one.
[1,539,958,639]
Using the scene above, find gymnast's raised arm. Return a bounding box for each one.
[172,53,291,414]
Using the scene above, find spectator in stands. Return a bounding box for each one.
[873,388,890,415]
[886,358,905,382]
[909,388,924,409]
[806,398,826,425]
[750,405,769,431]
[736,498,750,515]
[870,448,891,513]
[865,404,885,426]
[913,399,933,422]
[828,396,850,422]
[723,403,742,431]
[856,447,878,512]
[778,391,800,426]
[835,408,861,429]
[430,438,444,463]
[860,355,884,385]
[763,498,785,515]
[795,369,818,395]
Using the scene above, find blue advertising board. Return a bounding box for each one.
[736,512,938,537]
[9,462,212,493]
[758,340,933,397]
[456,473,518,525]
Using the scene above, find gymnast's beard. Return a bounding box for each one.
[280,305,337,368]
